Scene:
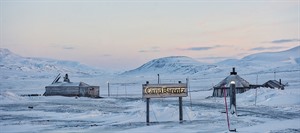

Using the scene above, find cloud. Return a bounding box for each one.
[197,56,228,60]
[139,46,160,53]
[270,39,299,44]
[250,46,285,51]
[50,44,76,50]
[62,46,75,50]
[102,54,111,57]
[138,50,147,53]
[187,47,213,51]
[184,45,223,51]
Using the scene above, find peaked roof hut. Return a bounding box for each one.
[212,68,250,97]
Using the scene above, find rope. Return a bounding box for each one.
[184,107,191,121]
[151,104,158,122]
[187,78,193,110]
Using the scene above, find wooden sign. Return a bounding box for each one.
[142,83,188,98]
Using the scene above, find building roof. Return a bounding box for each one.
[214,74,250,88]
[214,68,250,88]
[263,80,285,89]
[46,81,90,87]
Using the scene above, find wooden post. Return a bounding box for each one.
[179,97,183,123]
[107,82,110,97]
[255,74,258,106]
[178,81,183,123]
[146,81,150,125]
[146,98,150,124]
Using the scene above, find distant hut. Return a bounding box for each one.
[44,74,100,98]
[212,68,250,97]
[263,79,285,90]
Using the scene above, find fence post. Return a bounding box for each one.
[157,74,160,84]
[107,81,110,97]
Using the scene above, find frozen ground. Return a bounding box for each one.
[0,70,299,133]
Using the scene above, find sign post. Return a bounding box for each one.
[179,97,183,122]
[143,81,188,124]
[146,98,150,124]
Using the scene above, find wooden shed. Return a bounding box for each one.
[263,80,285,90]
[212,68,250,97]
[44,74,100,98]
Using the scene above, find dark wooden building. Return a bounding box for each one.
[44,74,100,98]
[263,80,285,90]
[212,68,250,97]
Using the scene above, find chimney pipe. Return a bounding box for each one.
[230,67,237,75]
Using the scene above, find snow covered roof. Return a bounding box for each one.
[46,82,90,87]
[214,74,250,88]
[263,80,285,89]
[214,68,250,88]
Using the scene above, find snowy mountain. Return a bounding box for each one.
[217,46,300,74]
[0,48,104,75]
[243,46,300,64]
[122,56,218,75]
[1,46,298,77]
[218,46,300,66]
[123,46,300,76]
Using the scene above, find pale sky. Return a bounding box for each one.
[0,0,299,70]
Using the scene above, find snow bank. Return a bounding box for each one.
[237,88,300,107]
[236,118,300,133]
[0,91,24,102]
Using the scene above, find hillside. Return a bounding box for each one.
[216,46,300,74]
[242,46,300,64]
[122,56,218,75]
[1,46,299,77]
[123,46,300,76]
[0,48,104,76]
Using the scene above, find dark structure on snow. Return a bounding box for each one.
[44,74,100,98]
[263,79,285,90]
[212,68,250,97]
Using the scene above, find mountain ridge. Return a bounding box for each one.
[1,46,299,76]
[123,46,300,75]
[122,56,218,75]
[242,46,300,63]
[0,48,104,75]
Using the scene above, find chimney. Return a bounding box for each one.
[279,79,281,85]
[230,67,237,75]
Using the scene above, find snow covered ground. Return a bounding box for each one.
[1,72,299,133]
[0,47,300,132]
